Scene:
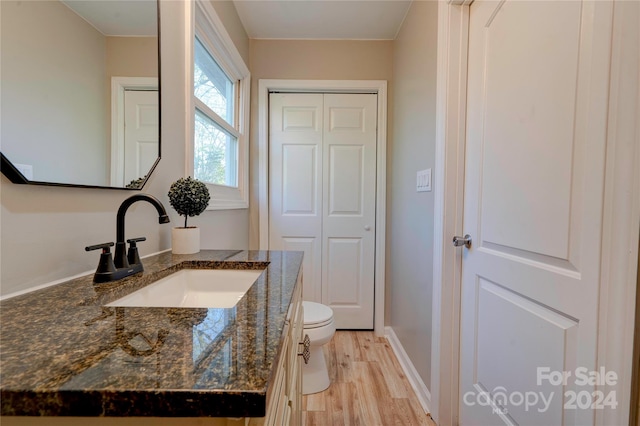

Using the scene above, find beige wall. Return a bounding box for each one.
[106,37,158,78]
[248,39,393,248]
[0,1,249,297]
[1,0,108,185]
[210,1,250,67]
[387,1,438,387]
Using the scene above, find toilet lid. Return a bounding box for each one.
[303,301,334,327]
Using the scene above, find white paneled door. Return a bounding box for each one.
[270,93,377,329]
[124,90,159,184]
[459,1,613,425]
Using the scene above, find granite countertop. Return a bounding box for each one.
[0,250,303,418]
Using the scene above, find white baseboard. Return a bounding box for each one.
[385,326,432,415]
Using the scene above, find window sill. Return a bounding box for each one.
[206,200,248,210]
[205,182,248,210]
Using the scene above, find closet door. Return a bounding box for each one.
[269,93,324,303]
[269,93,377,329]
[322,93,377,329]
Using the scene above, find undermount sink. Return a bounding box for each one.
[106,268,265,308]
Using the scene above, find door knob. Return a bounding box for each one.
[452,234,472,248]
[364,225,371,231]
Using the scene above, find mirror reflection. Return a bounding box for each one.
[0,0,159,188]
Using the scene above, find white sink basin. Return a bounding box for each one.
[106,268,264,308]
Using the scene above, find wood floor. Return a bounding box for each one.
[302,331,436,426]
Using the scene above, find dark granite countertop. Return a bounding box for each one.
[0,250,303,418]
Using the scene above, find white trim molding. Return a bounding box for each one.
[258,79,387,336]
[185,0,250,210]
[596,1,640,424]
[431,2,469,424]
[385,327,432,416]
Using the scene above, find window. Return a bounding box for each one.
[194,109,237,186]
[189,0,250,209]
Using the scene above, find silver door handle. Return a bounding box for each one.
[364,225,371,231]
[452,234,472,248]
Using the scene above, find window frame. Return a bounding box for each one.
[187,0,250,210]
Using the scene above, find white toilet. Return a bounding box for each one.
[302,301,336,395]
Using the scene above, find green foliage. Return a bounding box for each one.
[168,177,210,228]
[125,175,146,189]
[194,111,232,185]
[193,63,236,186]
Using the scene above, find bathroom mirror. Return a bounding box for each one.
[0,0,160,189]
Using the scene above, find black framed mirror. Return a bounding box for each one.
[0,0,160,190]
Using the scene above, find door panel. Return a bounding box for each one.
[281,237,318,302]
[270,94,323,304]
[460,1,613,425]
[124,90,159,184]
[328,145,364,216]
[329,107,365,131]
[322,94,376,329]
[325,238,363,306]
[479,0,581,259]
[475,279,577,425]
[282,145,318,215]
[283,106,319,131]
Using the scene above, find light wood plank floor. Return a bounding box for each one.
[302,331,437,426]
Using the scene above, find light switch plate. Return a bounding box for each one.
[416,169,431,192]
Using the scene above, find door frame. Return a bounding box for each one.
[257,79,388,336]
[110,76,158,187]
[431,1,640,425]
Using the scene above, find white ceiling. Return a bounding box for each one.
[61,0,157,37]
[233,1,412,40]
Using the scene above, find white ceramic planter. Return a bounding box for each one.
[172,227,200,254]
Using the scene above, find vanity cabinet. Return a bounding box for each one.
[252,272,304,426]
[1,251,306,426]
[2,276,304,426]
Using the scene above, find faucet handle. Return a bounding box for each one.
[85,242,115,253]
[126,237,146,266]
[126,237,146,246]
[85,242,117,283]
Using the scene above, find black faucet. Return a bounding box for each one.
[86,194,170,283]
[114,194,171,268]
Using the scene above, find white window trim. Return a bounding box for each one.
[186,0,250,210]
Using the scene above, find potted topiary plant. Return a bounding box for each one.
[168,176,210,254]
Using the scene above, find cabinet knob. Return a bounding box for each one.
[298,334,311,364]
